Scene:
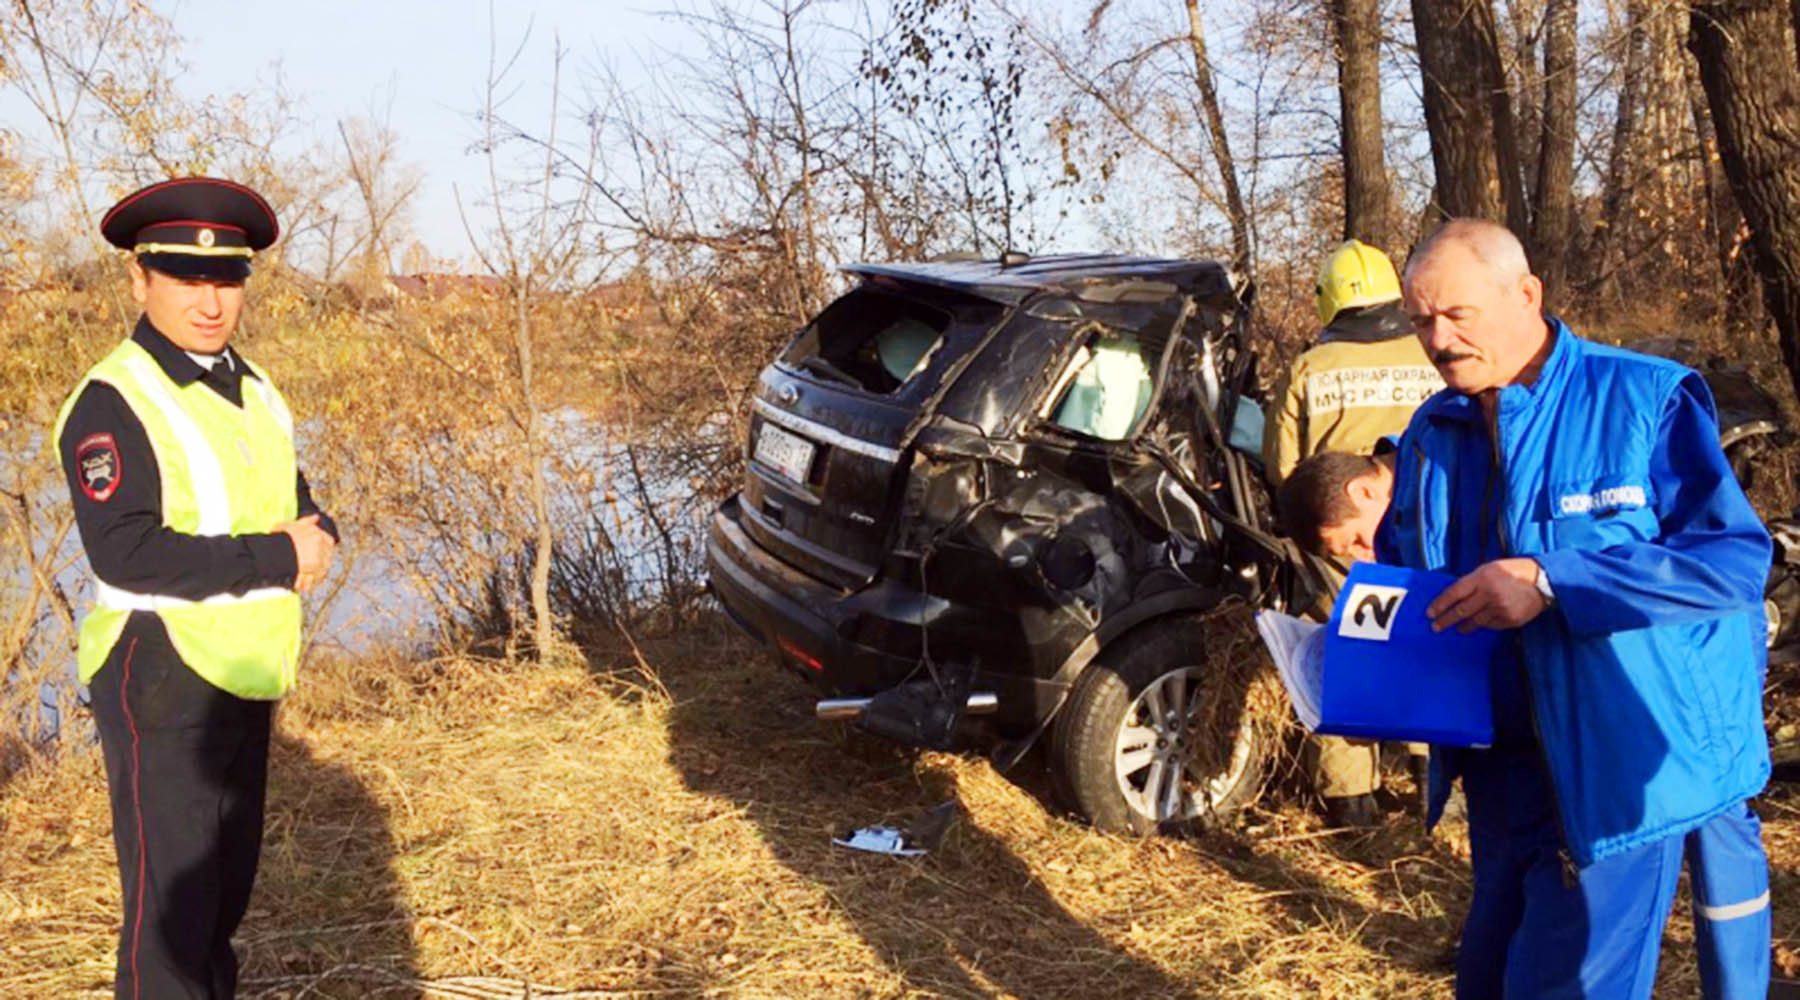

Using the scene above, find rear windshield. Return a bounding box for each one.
[779,285,995,396]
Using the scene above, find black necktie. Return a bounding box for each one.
[203,356,244,406]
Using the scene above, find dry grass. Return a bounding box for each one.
[3,616,1796,999]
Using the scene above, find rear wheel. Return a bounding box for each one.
[1767,563,1800,650]
[1052,617,1270,834]
[1728,440,1761,492]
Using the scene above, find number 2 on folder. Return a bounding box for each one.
[1337,584,1408,642]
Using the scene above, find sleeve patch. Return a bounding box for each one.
[76,432,122,502]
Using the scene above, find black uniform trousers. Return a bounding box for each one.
[88,612,273,1000]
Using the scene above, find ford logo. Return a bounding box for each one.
[777,384,800,406]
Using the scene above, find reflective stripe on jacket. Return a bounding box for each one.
[1377,318,1771,866]
[55,338,302,699]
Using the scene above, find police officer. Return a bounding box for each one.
[56,177,337,1000]
[1264,239,1441,827]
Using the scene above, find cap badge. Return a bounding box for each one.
[197,228,216,247]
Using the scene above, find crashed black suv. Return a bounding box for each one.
[707,254,1315,833]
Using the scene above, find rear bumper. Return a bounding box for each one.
[705,495,1061,731]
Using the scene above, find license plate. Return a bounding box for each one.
[754,421,816,484]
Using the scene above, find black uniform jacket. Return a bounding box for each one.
[59,318,338,600]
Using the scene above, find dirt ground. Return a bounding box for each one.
[3,615,1798,999]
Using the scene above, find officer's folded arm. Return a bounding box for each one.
[275,511,337,593]
[60,382,326,599]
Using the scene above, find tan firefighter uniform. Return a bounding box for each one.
[1265,241,1441,813]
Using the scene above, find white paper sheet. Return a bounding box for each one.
[1253,610,1328,732]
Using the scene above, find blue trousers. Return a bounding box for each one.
[1456,751,1769,1000]
[1686,804,1771,1000]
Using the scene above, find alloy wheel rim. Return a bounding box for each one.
[1112,666,1254,822]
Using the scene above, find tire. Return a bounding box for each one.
[1051,616,1271,835]
[1767,564,1800,650]
[1728,442,1758,492]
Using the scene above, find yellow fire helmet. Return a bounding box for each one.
[1315,238,1401,326]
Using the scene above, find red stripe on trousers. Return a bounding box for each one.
[119,637,144,1000]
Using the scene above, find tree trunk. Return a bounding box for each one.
[1644,3,1694,281]
[1793,0,1800,68]
[1412,0,1526,229]
[1686,44,1761,334]
[1593,0,1649,303]
[1483,6,1532,236]
[1182,0,1252,275]
[1531,0,1578,305]
[1331,0,1394,247]
[1504,0,1545,205]
[516,278,556,662]
[1689,0,1800,402]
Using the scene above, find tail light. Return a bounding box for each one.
[777,635,824,672]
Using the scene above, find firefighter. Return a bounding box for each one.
[56,177,337,1000]
[1264,239,1441,827]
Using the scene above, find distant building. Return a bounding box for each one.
[383,273,508,300]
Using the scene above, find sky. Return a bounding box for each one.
[5,0,1441,275]
[152,0,1314,268]
[166,0,689,260]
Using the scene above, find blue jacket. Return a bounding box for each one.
[1377,318,1771,866]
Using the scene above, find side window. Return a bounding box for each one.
[1044,331,1155,441]
[1228,395,1265,456]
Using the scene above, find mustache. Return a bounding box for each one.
[1432,349,1476,365]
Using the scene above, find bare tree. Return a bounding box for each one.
[1512,2,1709,326]
[460,23,602,661]
[1689,0,1800,400]
[869,0,1043,255]
[1531,0,1577,302]
[1330,0,1394,248]
[562,0,876,324]
[1001,1,1266,277]
[0,0,192,272]
[338,110,423,289]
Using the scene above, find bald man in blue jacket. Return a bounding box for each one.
[1377,219,1771,999]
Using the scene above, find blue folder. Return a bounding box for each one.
[1316,562,1498,747]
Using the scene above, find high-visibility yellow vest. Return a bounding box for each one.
[54,337,302,699]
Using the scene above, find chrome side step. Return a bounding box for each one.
[817,691,998,721]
